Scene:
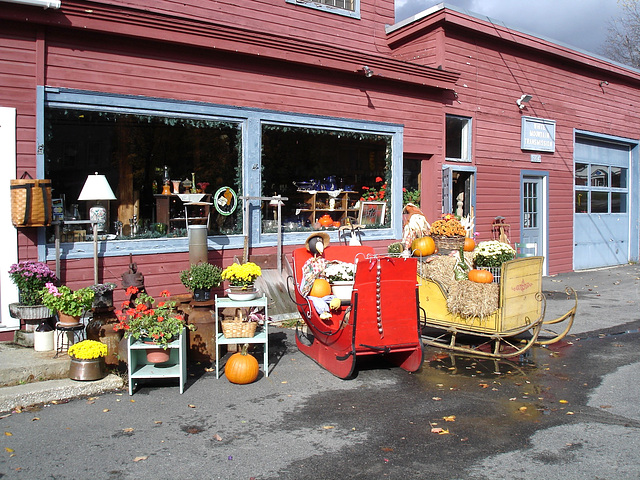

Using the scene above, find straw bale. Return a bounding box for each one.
[447,280,499,319]
[417,252,475,293]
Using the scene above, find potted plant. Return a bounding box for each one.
[68,340,108,381]
[221,262,262,301]
[179,263,223,302]
[324,261,356,302]
[40,283,94,326]
[113,288,194,363]
[8,261,58,321]
[473,240,516,283]
[89,282,117,309]
[429,213,467,254]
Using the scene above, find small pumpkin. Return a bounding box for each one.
[411,236,436,257]
[310,278,332,297]
[463,237,476,252]
[468,269,494,283]
[225,343,259,384]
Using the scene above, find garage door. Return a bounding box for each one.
[574,137,630,270]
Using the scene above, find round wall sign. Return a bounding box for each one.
[213,186,238,216]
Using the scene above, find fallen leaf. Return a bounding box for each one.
[87,397,98,401]
[432,397,442,401]
[4,432,12,436]
[5,448,14,453]
[123,428,134,433]
[519,406,527,412]
[431,427,444,433]
[188,404,196,409]
[600,405,612,409]
[214,434,222,441]
[133,456,148,462]
[130,399,135,403]
[32,417,39,421]
[559,400,569,404]
[478,383,489,389]
[204,367,214,372]
[102,409,110,413]
[381,447,393,452]
[322,425,335,429]
[154,421,162,425]
[509,397,517,401]
[443,415,456,422]
[566,411,574,415]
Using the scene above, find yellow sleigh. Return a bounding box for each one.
[418,256,577,359]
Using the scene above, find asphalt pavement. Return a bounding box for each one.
[0,263,638,479]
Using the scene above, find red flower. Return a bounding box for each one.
[160,290,170,297]
[375,176,383,182]
[125,286,139,296]
[135,303,146,312]
[157,301,165,308]
[157,316,164,322]
[403,187,407,192]
[362,186,370,190]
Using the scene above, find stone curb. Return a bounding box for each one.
[0,374,125,413]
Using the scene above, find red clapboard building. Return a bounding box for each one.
[0,1,638,334]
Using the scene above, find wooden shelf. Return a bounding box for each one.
[295,191,359,226]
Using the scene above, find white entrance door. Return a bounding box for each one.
[521,175,547,274]
[0,107,20,330]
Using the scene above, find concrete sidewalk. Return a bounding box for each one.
[0,261,637,413]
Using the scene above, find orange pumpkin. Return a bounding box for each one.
[463,237,476,252]
[411,236,436,257]
[468,269,493,283]
[225,344,259,384]
[310,278,332,297]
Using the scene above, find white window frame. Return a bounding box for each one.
[285,0,360,19]
[445,114,472,163]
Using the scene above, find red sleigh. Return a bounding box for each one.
[289,245,423,378]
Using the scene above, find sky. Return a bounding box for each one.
[395,0,623,56]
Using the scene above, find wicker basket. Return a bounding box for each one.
[10,172,52,227]
[433,235,465,255]
[221,308,258,338]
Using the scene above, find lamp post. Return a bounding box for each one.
[78,173,117,284]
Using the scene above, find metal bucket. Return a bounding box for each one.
[188,225,208,265]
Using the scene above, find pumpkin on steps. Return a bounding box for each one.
[468,269,494,283]
[225,343,259,384]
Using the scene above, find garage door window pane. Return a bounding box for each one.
[612,193,627,213]
[591,165,608,187]
[611,167,627,188]
[591,191,608,213]
[575,190,588,213]
[575,163,588,186]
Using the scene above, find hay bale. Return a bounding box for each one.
[417,252,475,293]
[447,280,499,319]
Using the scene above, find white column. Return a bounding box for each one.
[0,107,20,330]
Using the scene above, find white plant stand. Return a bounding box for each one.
[214,294,269,378]
[127,329,186,394]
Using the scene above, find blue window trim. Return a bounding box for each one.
[285,0,360,19]
[39,87,402,262]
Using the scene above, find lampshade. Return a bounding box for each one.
[78,173,116,201]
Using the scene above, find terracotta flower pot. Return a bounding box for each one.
[58,312,82,326]
[146,348,171,364]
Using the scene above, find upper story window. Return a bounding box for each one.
[445,114,472,162]
[286,0,360,19]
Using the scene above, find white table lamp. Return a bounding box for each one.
[78,173,116,232]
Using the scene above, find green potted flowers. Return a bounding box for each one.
[473,241,516,283]
[40,283,94,326]
[221,262,262,301]
[68,340,108,381]
[179,263,223,302]
[113,288,194,362]
[8,261,57,321]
